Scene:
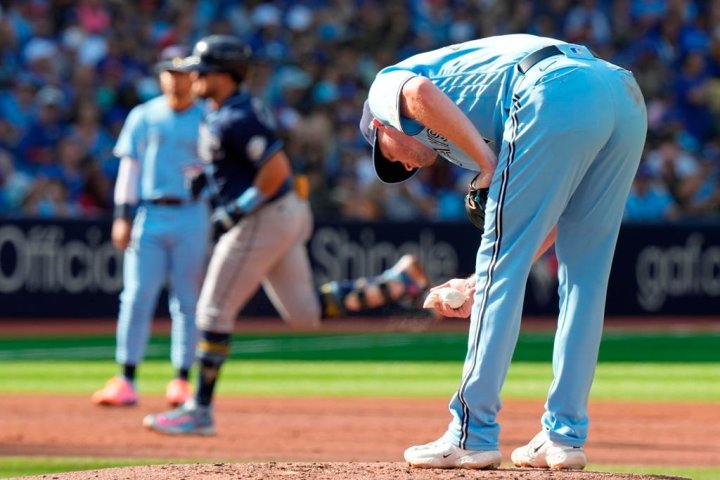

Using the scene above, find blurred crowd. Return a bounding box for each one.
[1,0,720,223]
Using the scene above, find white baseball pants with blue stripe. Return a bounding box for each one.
[445,56,647,450]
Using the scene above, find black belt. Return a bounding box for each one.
[517,45,563,74]
[146,197,189,206]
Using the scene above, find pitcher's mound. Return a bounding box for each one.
[14,462,688,480]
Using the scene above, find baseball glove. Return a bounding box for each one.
[464,174,489,232]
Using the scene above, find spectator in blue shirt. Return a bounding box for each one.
[17,86,69,172]
[624,163,678,221]
[674,51,715,143]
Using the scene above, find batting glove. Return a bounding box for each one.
[210,203,243,232]
[186,170,208,200]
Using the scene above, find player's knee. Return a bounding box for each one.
[284,304,322,330]
[170,296,199,320]
[170,308,196,324]
[196,304,234,333]
[119,286,155,308]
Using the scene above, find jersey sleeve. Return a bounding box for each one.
[113,105,145,160]
[113,156,140,207]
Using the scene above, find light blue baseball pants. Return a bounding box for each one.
[116,202,209,371]
[446,56,648,450]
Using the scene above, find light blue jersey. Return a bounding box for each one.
[369,35,595,171]
[368,34,648,454]
[114,96,204,201]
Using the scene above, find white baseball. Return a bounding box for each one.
[423,287,469,309]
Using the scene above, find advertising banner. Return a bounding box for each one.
[0,219,717,317]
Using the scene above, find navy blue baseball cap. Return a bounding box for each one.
[359,100,418,184]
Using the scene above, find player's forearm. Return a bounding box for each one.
[254,150,292,197]
[226,150,292,217]
[399,76,497,174]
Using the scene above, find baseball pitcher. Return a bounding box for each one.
[362,34,647,470]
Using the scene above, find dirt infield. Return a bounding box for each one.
[11,462,689,480]
[2,394,717,479]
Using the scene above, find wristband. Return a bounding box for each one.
[234,186,266,215]
[114,203,135,220]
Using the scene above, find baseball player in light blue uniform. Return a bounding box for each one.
[361,34,647,470]
[92,47,210,407]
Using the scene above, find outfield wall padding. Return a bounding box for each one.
[0,218,717,317]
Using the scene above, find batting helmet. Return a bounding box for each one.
[183,35,251,82]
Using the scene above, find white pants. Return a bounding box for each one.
[196,192,321,333]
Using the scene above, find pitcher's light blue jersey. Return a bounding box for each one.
[369,35,577,170]
[114,96,205,200]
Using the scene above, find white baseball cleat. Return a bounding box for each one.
[511,431,587,470]
[404,437,502,469]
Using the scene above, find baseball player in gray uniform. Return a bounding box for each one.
[92,46,210,407]
[361,34,647,470]
[142,35,428,435]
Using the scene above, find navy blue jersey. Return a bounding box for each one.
[198,90,291,205]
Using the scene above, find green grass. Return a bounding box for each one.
[1,330,719,363]
[1,330,718,400]
[0,330,718,479]
[0,457,171,479]
[3,359,720,401]
[0,457,715,479]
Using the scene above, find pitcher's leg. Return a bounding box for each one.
[446,73,615,450]
[544,98,646,445]
[543,216,614,444]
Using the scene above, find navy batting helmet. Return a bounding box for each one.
[182,35,251,82]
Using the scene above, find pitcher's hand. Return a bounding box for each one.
[427,277,475,318]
